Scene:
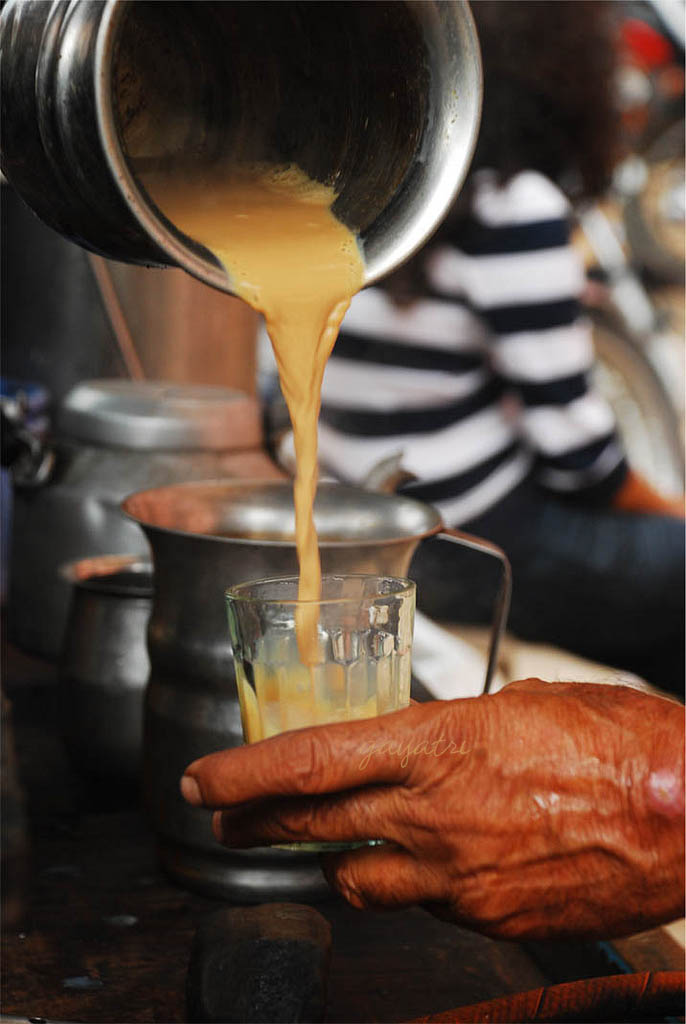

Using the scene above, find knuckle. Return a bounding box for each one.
[290,732,330,793]
[331,864,369,910]
[450,873,520,935]
[269,801,307,840]
[343,790,379,838]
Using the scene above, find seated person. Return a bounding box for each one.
[271,1,684,694]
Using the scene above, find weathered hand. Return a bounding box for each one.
[181,680,684,940]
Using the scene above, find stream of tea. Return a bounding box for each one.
[144,163,368,735]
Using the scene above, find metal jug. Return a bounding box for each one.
[123,480,509,902]
[59,554,153,788]
[0,0,482,291]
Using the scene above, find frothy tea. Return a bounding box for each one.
[144,163,365,668]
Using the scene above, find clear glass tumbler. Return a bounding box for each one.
[225,573,416,850]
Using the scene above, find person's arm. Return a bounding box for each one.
[612,468,685,517]
[181,680,684,941]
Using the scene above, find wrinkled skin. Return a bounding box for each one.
[182,680,684,940]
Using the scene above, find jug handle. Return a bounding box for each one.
[434,529,512,695]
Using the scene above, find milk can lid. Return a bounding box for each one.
[58,380,262,451]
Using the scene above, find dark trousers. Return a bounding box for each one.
[410,478,685,697]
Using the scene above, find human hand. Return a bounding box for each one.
[181,680,684,940]
[612,468,684,517]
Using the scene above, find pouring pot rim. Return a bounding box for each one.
[121,478,444,548]
[94,0,483,291]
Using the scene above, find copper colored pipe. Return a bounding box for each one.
[409,970,685,1023]
[88,253,146,381]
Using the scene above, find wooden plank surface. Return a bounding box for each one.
[1,806,549,1023]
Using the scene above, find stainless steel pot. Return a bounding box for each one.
[0,0,482,290]
[122,479,510,902]
[59,554,153,788]
[8,380,265,659]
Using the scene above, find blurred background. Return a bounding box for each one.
[0,0,683,664]
[257,0,686,499]
[2,0,683,675]
[573,0,685,496]
[2,0,684,494]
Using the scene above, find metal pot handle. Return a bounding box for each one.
[434,529,512,694]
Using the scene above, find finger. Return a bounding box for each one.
[212,784,404,848]
[183,701,430,808]
[322,843,444,910]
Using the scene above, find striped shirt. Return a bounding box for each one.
[314,169,627,526]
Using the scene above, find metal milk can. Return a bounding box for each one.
[123,480,510,902]
[8,380,265,659]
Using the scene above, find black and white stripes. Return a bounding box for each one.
[315,169,626,524]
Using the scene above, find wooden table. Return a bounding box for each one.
[2,644,681,1023]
